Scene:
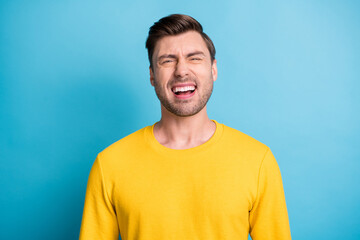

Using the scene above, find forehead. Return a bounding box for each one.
[153,31,209,57]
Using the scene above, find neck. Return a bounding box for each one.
[153,105,216,149]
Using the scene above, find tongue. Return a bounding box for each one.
[177,90,192,95]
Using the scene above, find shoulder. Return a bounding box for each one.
[97,126,149,164]
[216,123,271,166]
[221,124,268,150]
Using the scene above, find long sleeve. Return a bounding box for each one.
[249,148,291,240]
[79,156,119,240]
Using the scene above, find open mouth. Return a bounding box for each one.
[171,85,196,96]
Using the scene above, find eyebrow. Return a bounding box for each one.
[187,51,205,58]
[157,54,177,61]
[157,51,205,61]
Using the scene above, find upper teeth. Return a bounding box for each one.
[173,86,195,93]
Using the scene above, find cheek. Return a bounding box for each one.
[155,69,173,83]
[193,63,213,75]
[196,68,214,81]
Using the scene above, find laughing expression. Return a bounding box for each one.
[150,31,217,117]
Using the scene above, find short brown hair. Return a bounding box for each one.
[145,14,216,68]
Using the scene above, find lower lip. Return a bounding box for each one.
[173,89,196,99]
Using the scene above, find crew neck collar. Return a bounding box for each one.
[144,120,223,158]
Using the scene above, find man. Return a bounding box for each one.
[79,14,291,240]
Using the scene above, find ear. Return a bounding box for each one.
[149,67,155,86]
[211,59,218,82]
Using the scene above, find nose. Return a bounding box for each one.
[174,58,189,78]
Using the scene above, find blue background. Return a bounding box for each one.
[1,0,359,239]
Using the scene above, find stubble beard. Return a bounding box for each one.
[153,76,214,117]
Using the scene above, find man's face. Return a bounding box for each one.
[150,31,217,117]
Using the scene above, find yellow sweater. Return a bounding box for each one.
[80,121,291,240]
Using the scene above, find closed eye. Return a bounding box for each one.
[187,51,205,61]
[161,59,174,64]
[189,57,203,62]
